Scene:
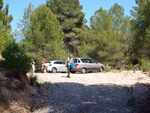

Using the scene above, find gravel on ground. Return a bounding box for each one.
[34,71,150,113]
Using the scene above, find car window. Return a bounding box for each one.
[46,61,51,63]
[54,61,60,64]
[78,59,80,63]
[74,59,80,63]
[81,59,90,63]
[74,59,77,63]
[90,59,97,63]
[60,61,65,64]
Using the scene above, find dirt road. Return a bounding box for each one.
[35,71,150,113]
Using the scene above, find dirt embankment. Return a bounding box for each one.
[0,69,39,113]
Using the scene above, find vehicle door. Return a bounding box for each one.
[54,61,61,71]
[73,59,79,67]
[80,59,91,71]
[89,59,99,71]
[60,61,67,72]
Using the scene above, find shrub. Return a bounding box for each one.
[140,59,150,72]
[126,63,133,70]
[104,64,111,72]
[1,41,31,78]
[29,73,37,86]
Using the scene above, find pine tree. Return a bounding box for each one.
[108,3,131,68]
[47,0,85,56]
[23,5,66,66]
[17,2,34,39]
[0,0,13,53]
[90,8,115,65]
[90,4,131,68]
[130,0,150,60]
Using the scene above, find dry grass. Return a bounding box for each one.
[0,54,2,60]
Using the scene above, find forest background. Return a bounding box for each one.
[0,0,150,71]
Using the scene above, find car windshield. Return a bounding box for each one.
[60,61,65,64]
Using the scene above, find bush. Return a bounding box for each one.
[1,41,31,78]
[29,73,38,86]
[126,63,133,70]
[104,64,111,72]
[140,59,150,72]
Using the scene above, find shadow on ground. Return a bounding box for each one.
[36,81,150,113]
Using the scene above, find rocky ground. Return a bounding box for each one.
[34,71,150,113]
[0,70,150,113]
[0,69,48,113]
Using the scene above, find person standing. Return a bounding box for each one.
[42,58,46,64]
[42,58,46,73]
[66,54,73,78]
[31,58,35,73]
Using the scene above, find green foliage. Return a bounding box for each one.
[126,63,133,70]
[0,0,13,28]
[104,64,111,72]
[16,2,34,40]
[0,22,13,53]
[13,0,148,71]
[109,3,131,33]
[1,41,31,76]
[89,4,130,68]
[29,73,37,86]
[140,59,150,72]
[130,0,150,60]
[0,0,13,53]
[77,25,95,57]
[47,0,85,56]
[29,73,40,87]
[20,5,66,69]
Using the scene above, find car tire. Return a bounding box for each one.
[81,68,86,74]
[52,68,57,73]
[99,67,103,72]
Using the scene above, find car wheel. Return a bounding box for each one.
[99,67,103,72]
[81,68,86,74]
[52,68,57,73]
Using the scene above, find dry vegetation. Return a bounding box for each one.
[0,69,38,113]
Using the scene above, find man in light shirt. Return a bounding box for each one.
[65,54,73,78]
